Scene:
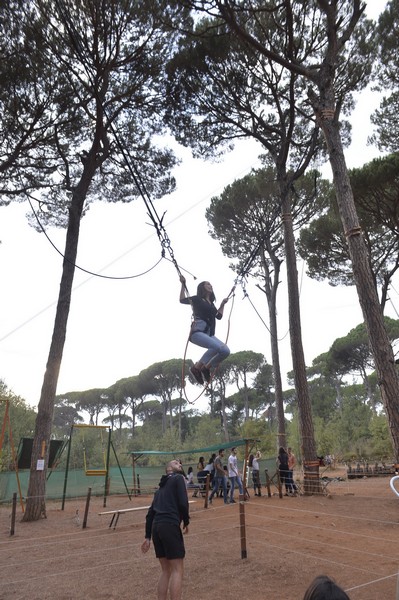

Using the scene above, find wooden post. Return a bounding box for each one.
[10,492,17,536]
[277,470,283,498]
[239,493,247,559]
[204,473,210,508]
[103,475,111,508]
[242,440,250,499]
[82,487,92,529]
[265,469,271,497]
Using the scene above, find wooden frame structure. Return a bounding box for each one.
[61,424,131,509]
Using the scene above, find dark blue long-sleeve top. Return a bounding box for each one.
[145,473,190,539]
[181,295,222,337]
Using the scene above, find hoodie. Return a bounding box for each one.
[145,473,189,539]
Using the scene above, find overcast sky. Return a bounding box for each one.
[1,2,393,411]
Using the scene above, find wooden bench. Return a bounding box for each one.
[99,506,150,529]
[99,500,197,529]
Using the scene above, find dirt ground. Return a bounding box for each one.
[1,468,398,600]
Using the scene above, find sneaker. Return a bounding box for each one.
[190,365,204,385]
[208,497,212,504]
[202,366,211,383]
[230,498,236,503]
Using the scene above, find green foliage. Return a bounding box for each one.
[239,418,275,458]
[328,387,373,459]
[371,0,399,152]
[298,154,399,310]
[0,382,36,471]
[368,413,393,460]
[184,415,223,450]
[287,386,392,462]
[308,380,339,421]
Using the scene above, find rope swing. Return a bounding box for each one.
[78,425,108,477]
[179,239,263,403]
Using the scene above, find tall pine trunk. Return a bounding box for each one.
[319,110,399,461]
[22,151,100,521]
[279,182,319,492]
[260,249,286,449]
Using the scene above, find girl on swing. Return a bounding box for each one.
[179,275,230,385]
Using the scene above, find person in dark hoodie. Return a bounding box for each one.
[141,459,190,600]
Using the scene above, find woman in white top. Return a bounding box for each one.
[251,451,262,497]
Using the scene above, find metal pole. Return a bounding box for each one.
[111,440,131,500]
[61,426,73,510]
[10,492,17,536]
[103,427,112,508]
[82,487,92,529]
[132,454,137,496]
[239,493,247,559]
[242,439,250,499]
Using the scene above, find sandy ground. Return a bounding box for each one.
[0,469,398,600]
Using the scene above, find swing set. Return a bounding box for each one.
[61,424,131,509]
[81,425,108,477]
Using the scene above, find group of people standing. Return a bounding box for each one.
[161,445,299,505]
[205,447,244,504]
[196,447,265,501]
[277,446,298,496]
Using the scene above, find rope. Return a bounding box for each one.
[50,0,184,282]
[28,196,164,280]
[241,281,290,342]
[50,1,287,304]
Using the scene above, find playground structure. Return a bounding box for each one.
[61,424,131,509]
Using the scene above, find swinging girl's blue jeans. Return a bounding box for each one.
[190,332,230,368]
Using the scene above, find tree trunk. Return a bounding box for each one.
[270,308,286,450]
[260,249,286,449]
[279,183,319,493]
[320,113,399,461]
[22,152,100,521]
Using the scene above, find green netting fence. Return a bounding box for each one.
[0,458,277,504]
[0,465,167,504]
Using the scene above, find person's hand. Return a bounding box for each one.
[221,298,229,305]
[183,525,189,534]
[180,275,186,284]
[141,539,151,553]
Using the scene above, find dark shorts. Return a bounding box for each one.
[152,522,185,560]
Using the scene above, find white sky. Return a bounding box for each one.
[1,2,393,411]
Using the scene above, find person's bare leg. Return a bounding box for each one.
[157,558,171,600]
[168,558,184,600]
